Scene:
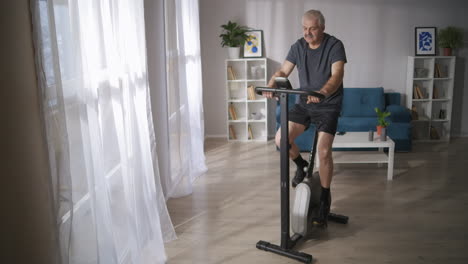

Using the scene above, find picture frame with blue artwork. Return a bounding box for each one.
[415,27,437,56]
[243,30,263,58]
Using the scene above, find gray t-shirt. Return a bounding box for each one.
[286,33,347,111]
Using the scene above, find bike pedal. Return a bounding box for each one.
[312,220,328,228]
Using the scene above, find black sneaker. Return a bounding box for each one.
[312,193,331,227]
[292,166,307,188]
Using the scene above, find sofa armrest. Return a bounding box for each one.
[386,104,411,123]
[385,93,401,106]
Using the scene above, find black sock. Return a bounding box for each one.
[293,155,308,170]
[321,187,330,203]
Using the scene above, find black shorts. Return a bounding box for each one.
[289,104,341,135]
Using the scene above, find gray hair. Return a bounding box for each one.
[303,9,325,27]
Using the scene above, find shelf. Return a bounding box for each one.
[226,58,268,142]
[333,151,389,164]
[406,56,455,143]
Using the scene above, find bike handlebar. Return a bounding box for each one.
[254,86,325,100]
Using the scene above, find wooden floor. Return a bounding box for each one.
[165,138,468,264]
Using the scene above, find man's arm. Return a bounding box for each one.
[263,60,295,99]
[307,60,345,103]
[267,60,295,87]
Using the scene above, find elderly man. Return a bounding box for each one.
[263,9,347,226]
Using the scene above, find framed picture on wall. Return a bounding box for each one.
[415,27,437,56]
[243,30,263,58]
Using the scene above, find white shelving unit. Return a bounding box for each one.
[406,56,455,142]
[226,58,268,141]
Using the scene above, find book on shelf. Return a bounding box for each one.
[430,126,440,140]
[413,85,420,99]
[418,85,425,99]
[413,84,424,99]
[434,63,441,78]
[433,86,439,99]
[227,66,237,80]
[435,63,446,78]
[411,105,419,120]
[248,125,253,140]
[247,85,256,100]
[229,125,237,139]
[228,103,238,120]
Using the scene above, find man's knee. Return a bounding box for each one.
[275,132,293,149]
[318,147,332,162]
[275,125,303,147]
[275,131,281,147]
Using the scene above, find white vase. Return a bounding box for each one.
[227,47,240,59]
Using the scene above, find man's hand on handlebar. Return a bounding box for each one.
[306,91,325,104]
[262,83,278,100]
[262,91,276,99]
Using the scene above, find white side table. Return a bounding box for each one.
[316,132,395,180]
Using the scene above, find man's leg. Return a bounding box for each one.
[313,131,335,226]
[317,131,335,188]
[275,121,307,186]
[275,121,306,158]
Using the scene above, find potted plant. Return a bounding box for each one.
[375,107,391,140]
[219,21,249,59]
[438,26,464,56]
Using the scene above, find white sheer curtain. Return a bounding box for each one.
[30,0,174,263]
[162,0,207,198]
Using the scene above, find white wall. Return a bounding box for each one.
[200,0,468,138]
[0,0,58,263]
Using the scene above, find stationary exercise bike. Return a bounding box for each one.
[255,77,349,263]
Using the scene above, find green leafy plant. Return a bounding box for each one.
[219,21,249,47]
[438,27,464,49]
[375,107,391,127]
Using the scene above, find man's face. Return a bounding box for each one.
[302,16,324,45]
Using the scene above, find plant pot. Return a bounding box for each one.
[443,48,452,56]
[227,47,241,59]
[377,125,383,135]
[377,126,387,141]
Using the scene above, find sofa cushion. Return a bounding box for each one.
[342,88,385,117]
[337,117,377,132]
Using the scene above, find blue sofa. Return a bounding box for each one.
[275,87,412,152]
